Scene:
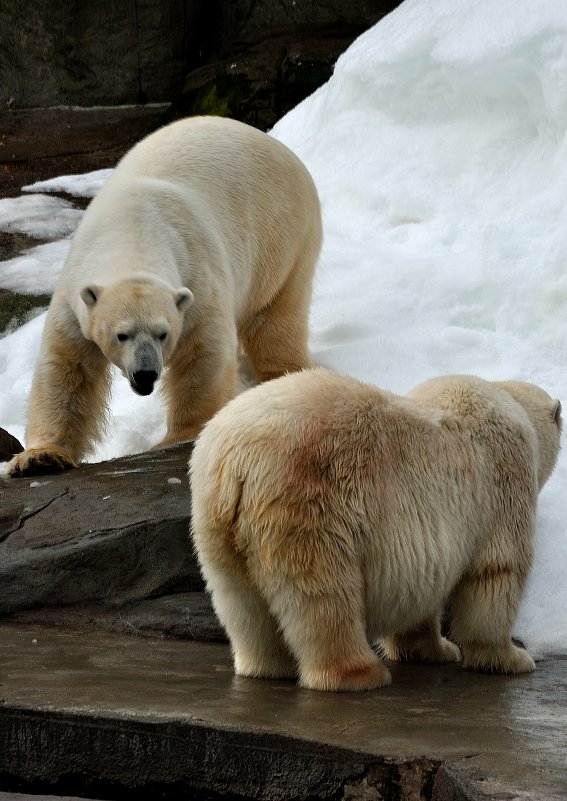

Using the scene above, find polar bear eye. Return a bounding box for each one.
[116,333,129,343]
[158,332,168,343]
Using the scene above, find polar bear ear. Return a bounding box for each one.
[175,287,194,312]
[552,399,562,429]
[80,285,103,306]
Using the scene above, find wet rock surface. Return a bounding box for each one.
[0,625,566,800]
[0,442,223,642]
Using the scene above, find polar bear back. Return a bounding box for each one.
[192,370,491,623]
[61,116,321,325]
[191,368,559,638]
[118,116,319,290]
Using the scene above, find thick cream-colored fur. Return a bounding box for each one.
[190,368,561,692]
[8,116,321,477]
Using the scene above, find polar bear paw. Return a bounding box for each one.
[380,632,461,664]
[461,641,535,674]
[299,656,392,692]
[234,647,297,681]
[7,446,77,478]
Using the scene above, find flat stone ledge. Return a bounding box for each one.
[1,706,433,801]
[0,625,565,801]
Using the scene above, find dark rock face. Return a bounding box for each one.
[0,1,402,115]
[0,442,225,641]
[0,427,23,461]
[0,0,192,108]
[176,24,366,130]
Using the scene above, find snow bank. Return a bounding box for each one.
[271,0,567,656]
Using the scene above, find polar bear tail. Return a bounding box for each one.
[189,440,244,569]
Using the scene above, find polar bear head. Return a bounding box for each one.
[80,276,193,396]
[496,380,562,490]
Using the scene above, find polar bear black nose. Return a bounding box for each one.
[132,370,158,395]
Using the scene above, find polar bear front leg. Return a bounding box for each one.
[158,325,239,446]
[380,613,461,664]
[450,565,535,674]
[7,323,110,477]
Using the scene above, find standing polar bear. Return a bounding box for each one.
[190,368,561,692]
[8,116,321,477]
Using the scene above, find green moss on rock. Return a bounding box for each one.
[193,83,231,117]
[183,75,256,123]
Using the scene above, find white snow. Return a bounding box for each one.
[0,0,566,655]
[0,239,70,294]
[23,168,114,198]
[0,194,82,239]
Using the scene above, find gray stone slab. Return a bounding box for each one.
[0,624,565,800]
[1,441,227,643]
[0,443,201,614]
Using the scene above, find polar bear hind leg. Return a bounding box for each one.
[275,587,391,692]
[191,470,296,680]
[241,245,318,381]
[206,564,297,680]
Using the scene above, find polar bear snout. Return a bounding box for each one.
[128,341,163,395]
[132,369,158,395]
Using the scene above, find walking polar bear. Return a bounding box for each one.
[8,116,321,477]
[191,368,561,692]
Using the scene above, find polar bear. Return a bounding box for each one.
[190,368,561,692]
[7,116,321,477]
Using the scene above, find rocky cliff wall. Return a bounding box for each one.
[0,1,401,126]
